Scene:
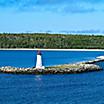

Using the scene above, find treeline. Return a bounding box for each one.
[0,33,104,49]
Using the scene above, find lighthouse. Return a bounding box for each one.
[35,50,45,69]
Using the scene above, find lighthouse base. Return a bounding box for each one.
[35,66,45,69]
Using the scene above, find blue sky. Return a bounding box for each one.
[0,0,104,34]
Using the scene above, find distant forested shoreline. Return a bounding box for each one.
[0,33,104,49]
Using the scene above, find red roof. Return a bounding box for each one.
[37,50,42,55]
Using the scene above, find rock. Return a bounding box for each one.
[0,58,103,74]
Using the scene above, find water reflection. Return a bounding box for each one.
[35,75,42,81]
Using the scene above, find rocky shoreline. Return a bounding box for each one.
[0,58,103,74]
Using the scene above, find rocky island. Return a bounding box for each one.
[0,58,103,74]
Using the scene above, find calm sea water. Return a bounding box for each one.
[0,50,104,67]
[0,50,104,104]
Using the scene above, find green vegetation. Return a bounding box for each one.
[0,33,104,49]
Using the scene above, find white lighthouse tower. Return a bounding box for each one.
[36,50,45,69]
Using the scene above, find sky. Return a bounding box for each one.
[0,0,104,34]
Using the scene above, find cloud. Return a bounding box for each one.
[0,0,104,13]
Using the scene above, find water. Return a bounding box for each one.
[0,50,104,67]
[1,71,104,104]
[0,50,104,104]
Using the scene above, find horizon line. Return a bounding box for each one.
[0,48,104,51]
[0,32,103,36]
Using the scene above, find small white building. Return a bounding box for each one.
[36,50,45,69]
